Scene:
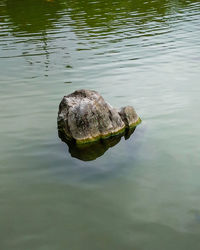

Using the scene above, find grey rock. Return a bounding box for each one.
[57,89,140,144]
[119,106,140,127]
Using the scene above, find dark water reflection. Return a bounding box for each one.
[0,0,200,249]
[1,0,199,33]
[60,127,136,161]
[1,0,64,33]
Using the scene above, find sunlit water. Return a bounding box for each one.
[0,0,200,249]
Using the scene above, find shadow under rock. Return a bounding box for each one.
[59,127,136,161]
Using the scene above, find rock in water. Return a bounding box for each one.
[57,89,141,144]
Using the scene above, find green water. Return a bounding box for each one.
[0,0,200,249]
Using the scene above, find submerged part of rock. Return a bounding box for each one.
[57,89,141,144]
[62,127,136,161]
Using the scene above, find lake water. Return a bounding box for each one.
[0,0,200,249]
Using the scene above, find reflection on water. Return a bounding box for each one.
[0,0,65,70]
[59,127,136,161]
[2,0,198,34]
[0,0,200,249]
[0,0,199,71]
[2,0,63,33]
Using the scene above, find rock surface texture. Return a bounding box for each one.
[57,89,141,144]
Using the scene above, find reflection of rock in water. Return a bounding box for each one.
[59,127,136,161]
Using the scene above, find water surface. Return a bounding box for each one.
[0,0,200,249]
